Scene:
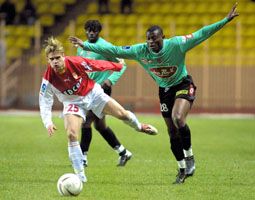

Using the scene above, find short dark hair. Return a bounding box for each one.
[84,20,102,32]
[146,25,163,35]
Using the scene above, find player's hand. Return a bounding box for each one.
[69,36,84,48]
[226,2,239,21]
[47,124,57,137]
[116,58,125,66]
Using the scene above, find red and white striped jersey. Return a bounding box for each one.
[39,56,122,128]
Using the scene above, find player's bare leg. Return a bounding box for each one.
[103,98,158,135]
[64,114,87,182]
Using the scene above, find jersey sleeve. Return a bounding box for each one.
[77,46,83,56]
[39,78,54,128]
[83,41,141,60]
[78,57,123,72]
[177,17,229,52]
[107,59,127,85]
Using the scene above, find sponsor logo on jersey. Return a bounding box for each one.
[150,66,177,78]
[40,83,47,95]
[185,34,193,39]
[64,77,71,82]
[122,46,131,50]
[63,78,83,95]
[141,58,153,64]
[181,34,194,43]
[81,61,92,71]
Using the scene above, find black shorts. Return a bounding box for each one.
[102,85,112,96]
[158,75,197,118]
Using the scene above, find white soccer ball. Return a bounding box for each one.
[57,173,83,196]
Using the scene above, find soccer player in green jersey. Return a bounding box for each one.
[76,20,132,167]
[69,3,239,184]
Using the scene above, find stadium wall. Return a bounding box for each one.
[0,6,255,113]
[1,55,254,113]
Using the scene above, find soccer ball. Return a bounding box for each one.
[57,173,83,196]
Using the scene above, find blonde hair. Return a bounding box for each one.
[44,37,64,56]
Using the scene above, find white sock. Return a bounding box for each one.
[83,151,88,160]
[123,111,142,130]
[68,141,84,174]
[115,145,125,154]
[183,147,193,157]
[177,159,186,169]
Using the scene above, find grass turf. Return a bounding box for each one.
[0,114,254,199]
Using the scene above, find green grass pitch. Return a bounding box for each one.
[0,114,254,199]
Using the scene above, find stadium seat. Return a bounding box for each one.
[6,47,22,60]
[111,15,126,25]
[5,26,17,35]
[75,26,85,38]
[50,2,65,15]
[2,0,78,65]
[134,4,147,14]
[61,0,76,5]
[39,14,55,27]
[37,2,50,15]
[76,15,87,26]
[124,14,138,25]
[5,36,16,47]
[13,0,24,12]
[86,3,97,14]
[15,37,31,49]
[23,0,254,68]
[110,26,125,38]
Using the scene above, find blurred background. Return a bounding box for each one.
[0,0,254,113]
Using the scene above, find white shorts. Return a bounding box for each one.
[63,83,111,121]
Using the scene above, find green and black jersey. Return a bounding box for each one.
[77,37,127,85]
[82,18,229,88]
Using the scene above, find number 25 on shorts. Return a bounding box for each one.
[67,104,79,112]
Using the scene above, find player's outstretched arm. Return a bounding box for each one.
[69,36,138,60]
[179,3,239,52]
[226,2,239,21]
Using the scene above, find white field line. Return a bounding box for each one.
[0,109,254,119]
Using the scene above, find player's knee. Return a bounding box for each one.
[172,112,185,128]
[66,128,78,141]
[116,109,129,121]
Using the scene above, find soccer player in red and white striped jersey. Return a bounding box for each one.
[39,37,158,183]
